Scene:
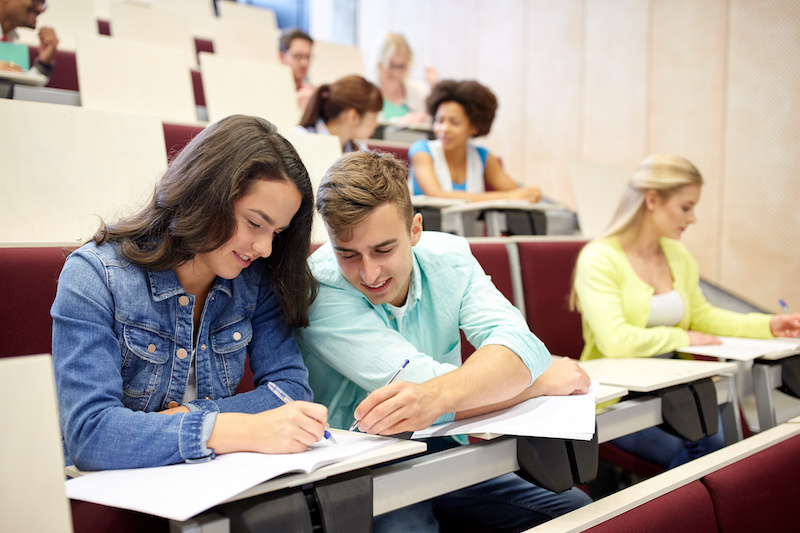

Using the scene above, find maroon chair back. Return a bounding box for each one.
[162,122,206,162]
[584,480,717,533]
[0,247,70,357]
[190,69,205,107]
[516,240,587,359]
[366,143,409,165]
[460,241,515,361]
[702,433,800,532]
[27,47,79,91]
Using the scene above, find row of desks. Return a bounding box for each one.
[163,357,741,532]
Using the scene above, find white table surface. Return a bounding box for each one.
[579,358,738,392]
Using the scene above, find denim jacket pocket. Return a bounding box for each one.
[121,324,172,410]
[211,318,253,392]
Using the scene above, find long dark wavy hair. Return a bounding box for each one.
[94,115,317,327]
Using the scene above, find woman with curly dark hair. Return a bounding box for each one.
[409,79,541,203]
[52,115,330,471]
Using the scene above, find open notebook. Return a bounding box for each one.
[66,431,397,522]
[677,336,800,361]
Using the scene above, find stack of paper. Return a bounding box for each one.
[411,381,598,441]
[65,432,396,521]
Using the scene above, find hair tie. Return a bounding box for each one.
[320,89,330,99]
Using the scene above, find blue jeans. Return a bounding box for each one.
[374,473,591,533]
[611,412,726,469]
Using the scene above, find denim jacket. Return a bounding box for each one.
[51,241,312,471]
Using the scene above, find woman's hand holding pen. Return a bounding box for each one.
[770,314,800,337]
[207,402,329,455]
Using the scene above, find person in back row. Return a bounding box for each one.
[372,32,437,126]
[0,0,59,81]
[298,74,382,153]
[296,151,592,532]
[408,79,541,203]
[278,28,314,112]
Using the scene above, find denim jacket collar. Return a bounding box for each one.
[146,269,234,302]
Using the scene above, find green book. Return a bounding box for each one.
[0,41,31,71]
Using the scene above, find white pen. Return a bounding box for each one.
[268,381,337,444]
[349,359,410,432]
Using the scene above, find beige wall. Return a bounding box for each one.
[358,0,800,313]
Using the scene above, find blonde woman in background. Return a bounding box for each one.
[374,33,437,126]
[572,154,800,468]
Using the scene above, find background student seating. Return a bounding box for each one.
[583,481,717,533]
[0,247,69,358]
[162,122,205,162]
[27,46,79,92]
[198,52,299,129]
[75,34,198,125]
[531,423,800,533]
[514,237,587,359]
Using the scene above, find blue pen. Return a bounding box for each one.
[268,381,337,444]
[349,358,410,432]
[779,299,791,314]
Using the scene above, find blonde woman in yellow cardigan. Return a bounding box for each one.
[572,154,800,468]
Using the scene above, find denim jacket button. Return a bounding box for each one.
[200,344,207,350]
[176,348,188,359]
[233,331,242,341]
[205,396,210,400]
[168,401,179,409]
[178,295,190,306]
[147,344,156,354]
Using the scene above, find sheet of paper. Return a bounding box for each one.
[65,432,395,522]
[677,336,800,361]
[411,381,598,441]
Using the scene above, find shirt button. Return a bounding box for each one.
[168,401,179,409]
[200,344,207,350]
[388,313,395,320]
[176,348,188,359]
[148,344,156,353]
[178,295,190,306]
[233,331,242,341]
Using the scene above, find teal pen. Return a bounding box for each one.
[779,299,791,314]
[267,381,337,444]
[349,358,410,432]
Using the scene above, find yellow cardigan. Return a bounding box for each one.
[574,237,773,361]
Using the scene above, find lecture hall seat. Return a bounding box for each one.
[701,432,800,532]
[516,239,586,359]
[583,480,718,533]
[459,241,517,361]
[0,247,70,358]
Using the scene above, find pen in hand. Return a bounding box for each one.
[349,358,410,432]
[779,299,791,314]
[268,381,337,444]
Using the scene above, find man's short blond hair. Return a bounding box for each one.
[317,151,414,240]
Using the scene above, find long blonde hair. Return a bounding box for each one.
[569,154,704,310]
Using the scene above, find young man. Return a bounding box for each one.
[0,0,58,80]
[296,151,592,531]
[278,28,314,112]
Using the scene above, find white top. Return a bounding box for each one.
[647,289,685,328]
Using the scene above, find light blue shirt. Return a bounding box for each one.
[295,231,550,430]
